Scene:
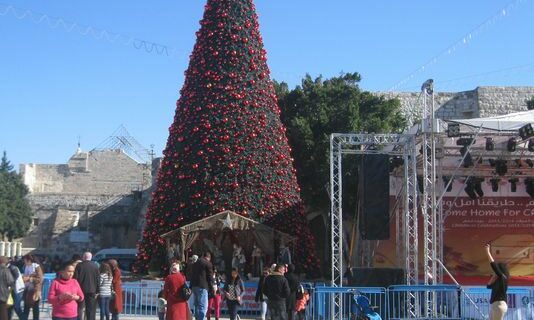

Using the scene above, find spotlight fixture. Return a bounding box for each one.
[485,137,495,151]
[507,137,517,152]
[456,138,475,146]
[490,178,500,192]
[448,123,460,137]
[525,178,534,198]
[519,123,534,140]
[421,79,434,94]
[495,160,508,176]
[442,176,453,192]
[460,146,473,167]
[474,177,484,198]
[509,177,518,192]
[528,139,534,152]
[526,159,534,168]
[464,178,479,199]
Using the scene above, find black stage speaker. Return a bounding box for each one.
[348,268,405,287]
[360,154,390,240]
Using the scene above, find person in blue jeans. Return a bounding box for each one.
[7,261,24,320]
[223,268,245,320]
[98,263,113,320]
[190,252,214,320]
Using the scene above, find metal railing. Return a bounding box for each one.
[388,285,461,320]
[38,278,534,320]
[461,287,532,320]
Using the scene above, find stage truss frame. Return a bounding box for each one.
[329,133,419,319]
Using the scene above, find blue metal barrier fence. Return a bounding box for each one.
[38,277,534,319]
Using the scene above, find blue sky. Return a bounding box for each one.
[1,0,533,169]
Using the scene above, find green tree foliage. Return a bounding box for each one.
[275,73,406,213]
[0,151,32,240]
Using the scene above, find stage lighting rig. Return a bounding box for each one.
[519,123,534,140]
[474,177,484,197]
[456,137,475,146]
[485,137,495,151]
[509,177,519,192]
[495,160,508,176]
[525,178,534,198]
[490,178,500,192]
[421,79,434,94]
[447,123,460,137]
[464,178,478,199]
[460,146,474,167]
[507,137,517,152]
[442,176,453,192]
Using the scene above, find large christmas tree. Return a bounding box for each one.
[138,0,319,275]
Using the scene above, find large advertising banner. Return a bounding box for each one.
[441,196,534,279]
[372,193,534,284]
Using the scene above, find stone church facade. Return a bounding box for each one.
[19,149,158,259]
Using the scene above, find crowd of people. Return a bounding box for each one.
[159,251,309,320]
[0,251,123,320]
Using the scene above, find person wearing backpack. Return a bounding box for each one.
[163,263,190,320]
[7,259,25,320]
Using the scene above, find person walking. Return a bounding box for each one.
[0,256,15,320]
[22,254,44,320]
[206,268,222,320]
[223,268,244,320]
[190,252,214,320]
[74,252,100,320]
[107,259,123,320]
[48,262,84,320]
[163,263,190,320]
[255,266,270,320]
[98,262,113,320]
[285,265,299,320]
[263,264,290,320]
[157,289,167,320]
[485,244,509,320]
[7,259,25,320]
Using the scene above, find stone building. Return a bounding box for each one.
[19,148,158,259]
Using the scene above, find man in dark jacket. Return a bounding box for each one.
[263,264,290,320]
[0,256,15,320]
[285,264,300,320]
[190,252,214,320]
[74,252,100,320]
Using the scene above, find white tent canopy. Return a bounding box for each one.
[448,110,534,132]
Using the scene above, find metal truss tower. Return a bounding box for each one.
[420,80,444,316]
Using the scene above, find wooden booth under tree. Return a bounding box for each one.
[160,210,295,277]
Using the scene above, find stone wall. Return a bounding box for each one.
[377,86,534,122]
[477,86,534,117]
[19,149,157,259]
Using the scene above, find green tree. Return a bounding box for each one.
[0,151,14,172]
[275,73,406,214]
[0,151,32,240]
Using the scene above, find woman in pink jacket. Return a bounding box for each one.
[48,262,85,320]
